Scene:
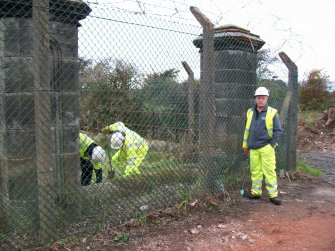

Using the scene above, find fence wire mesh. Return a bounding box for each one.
[0,0,298,248]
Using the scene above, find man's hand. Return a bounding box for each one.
[243,148,250,155]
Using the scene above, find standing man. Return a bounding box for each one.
[102,122,149,178]
[242,87,282,205]
[79,132,106,186]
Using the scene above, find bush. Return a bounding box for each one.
[299,69,332,111]
[79,59,145,132]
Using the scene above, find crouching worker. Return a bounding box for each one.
[102,122,149,178]
[79,132,106,186]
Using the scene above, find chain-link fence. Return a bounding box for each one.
[0,0,298,248]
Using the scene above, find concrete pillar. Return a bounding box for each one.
[194,25,265,155]
[0,0,91,234]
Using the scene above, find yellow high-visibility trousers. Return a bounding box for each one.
[250,144,278,198]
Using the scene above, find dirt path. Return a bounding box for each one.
[104,179,334,251]
[29,151,335,251]
[105,151,335,251]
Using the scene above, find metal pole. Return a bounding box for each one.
[190,6,216,192]
[33,0,56,240]
[279,52,298,171]
[181,61,195,143]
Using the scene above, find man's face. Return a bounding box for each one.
[255,95,268,108]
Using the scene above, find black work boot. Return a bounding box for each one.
[270,197,282,205]
[245,193,261,200]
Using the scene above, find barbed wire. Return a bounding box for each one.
[86,0,305,59]
[87,14,199,35]
[86,0,201,26]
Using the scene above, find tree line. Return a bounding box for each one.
[79,51,333,142]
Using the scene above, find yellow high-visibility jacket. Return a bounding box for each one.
[79,132,102,170]
[105,122,149,176]
[242,106,278,149]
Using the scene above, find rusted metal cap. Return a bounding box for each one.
[193,24,265,52]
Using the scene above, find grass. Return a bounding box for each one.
[97,150,181,181]
[297,162,324,177]
[0,233,6,241]
[90,149,173,182]
[299,111,321,129]
[114,232,130,243]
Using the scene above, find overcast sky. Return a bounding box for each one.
[82,0,334,82]
[196,0,334,82]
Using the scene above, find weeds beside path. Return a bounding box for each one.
[298,151,335,185]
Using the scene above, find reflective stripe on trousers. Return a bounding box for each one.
[250,144,278,198]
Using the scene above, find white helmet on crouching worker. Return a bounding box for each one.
[254,87,269,96]
[110,132,125,149]
[92,146,106,162]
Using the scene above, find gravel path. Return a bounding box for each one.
[298,151,335,185]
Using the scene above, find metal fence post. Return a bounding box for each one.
[32,0,56,240]
[279,52,298,171]
[190,6,216,192]
[181,61,195,143]
[0,1,304,247]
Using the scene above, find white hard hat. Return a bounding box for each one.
[110,132,125,149]
[254,87,269,96]
[92,146,106,162]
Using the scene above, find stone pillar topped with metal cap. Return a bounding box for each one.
[0,0,91,232]
[194,25,265,155]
